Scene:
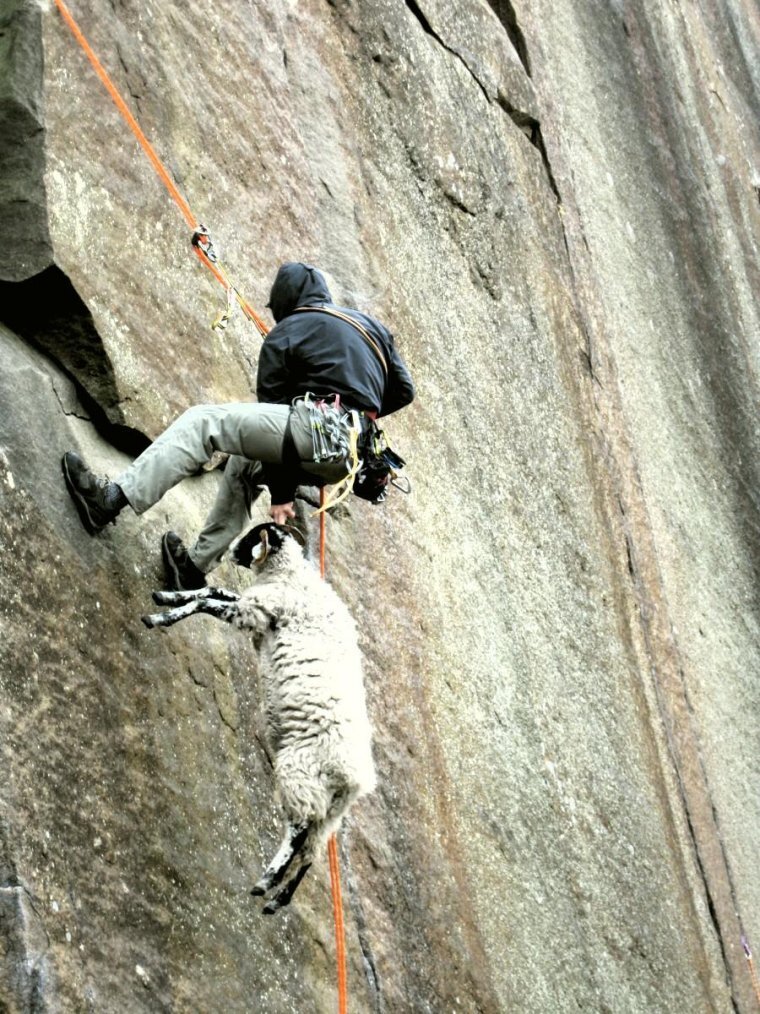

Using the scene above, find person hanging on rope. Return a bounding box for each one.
[61,262,415,589]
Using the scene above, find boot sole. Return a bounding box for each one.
[61,453,108,535]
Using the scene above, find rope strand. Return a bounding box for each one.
[320,493,349,1014]
[53,0,270,336]
[742,936,760,1008]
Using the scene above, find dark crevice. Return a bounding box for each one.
[69,385,149,457]
[444,191,477,217]
[116,45,143,111]
[708,88,727,112]
[339,834,382,1013]
[403,0,435,38]
[212,689,239,735]
[529,123,563,208]
[624,533,635,577]
[0,267,150,456]
[484,0,531,76]
[496,97,562,212]
[680,802,741,1013]
[405,0,494,112]
[579,325,603,388]
[496,94,538,139]
[253,727,275,771]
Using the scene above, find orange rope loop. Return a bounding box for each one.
[53,0,269,337]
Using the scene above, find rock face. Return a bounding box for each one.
[0,0,758,1010]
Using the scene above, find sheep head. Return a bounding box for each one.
[231,522,307,570]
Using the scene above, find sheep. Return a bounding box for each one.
[142,522,377,914]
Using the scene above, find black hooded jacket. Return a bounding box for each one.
[257,263,415,417]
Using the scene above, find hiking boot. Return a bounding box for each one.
[162,531,207,591]
[62,451,125,534]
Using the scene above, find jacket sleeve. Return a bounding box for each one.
[262,465,300,506]
[380,336,415,417]
[256,330,292,404]
[255,332,300,503]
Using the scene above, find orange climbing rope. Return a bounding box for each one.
[52,0,269,336]
[320,491,349,1014]
[743,936,760,1008]
[55,4,350,1004]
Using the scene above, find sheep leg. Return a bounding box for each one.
[152,587,240,606]
[251,822,309,897]
[142,598,207,628]
[142,596,238,629]
[262,862,312,915]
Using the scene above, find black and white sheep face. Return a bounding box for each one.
[231,523,305,570]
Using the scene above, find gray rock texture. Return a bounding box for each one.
[0,0,758,1010]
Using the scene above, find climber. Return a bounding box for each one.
[62,262,415,588]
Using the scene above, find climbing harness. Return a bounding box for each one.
[52,0,269,338]
[301,394,360,464]
[289,310,410,505]
[296,394,364,516]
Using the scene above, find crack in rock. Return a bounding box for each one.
[484,0,532,76]
[339,832,382,1012]
[402,0,560,205]
[0,269,151,456]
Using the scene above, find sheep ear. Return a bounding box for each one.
[253,529,270,566]
[283,523,307,548]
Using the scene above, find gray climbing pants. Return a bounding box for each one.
[116,402,351,572]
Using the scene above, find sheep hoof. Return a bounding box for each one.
[141,614,158,629]
[262,899,282,915]
[250,884,267,897]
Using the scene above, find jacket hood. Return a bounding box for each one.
[267,262,333,323]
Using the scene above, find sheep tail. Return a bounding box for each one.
[275,752,362,848]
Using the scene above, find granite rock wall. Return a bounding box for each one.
[0,0,758,1010]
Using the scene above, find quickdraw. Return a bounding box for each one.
[191,224,218,263]
[301,394,358,464]
[211,282,236,333]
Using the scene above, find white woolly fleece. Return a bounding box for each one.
[235,539,376,849]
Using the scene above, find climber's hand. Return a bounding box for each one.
[270,502,296,525]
